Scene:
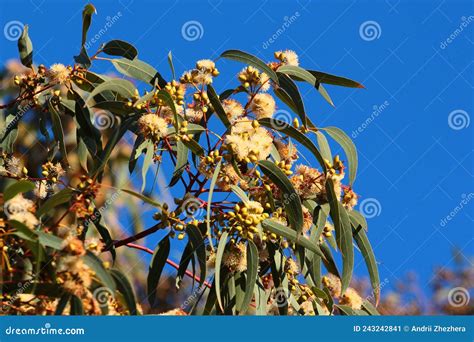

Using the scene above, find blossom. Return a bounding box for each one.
[222,99,244,123]
[138,114,168,141]
[225,121,273,162]
[249,93,276,119]
[285,258,299,275]
[4,194,38,229]
[322,273,342,298]
[184,107,204,123]
[2,155,22,176]
[238,66,270,91]
[223,242,247,273]
[339,287,363,310]
[342,186,358,210]
[33,180,49,199]
[49,63,70,83]
[290,165,325,199]
[275,50,299,66]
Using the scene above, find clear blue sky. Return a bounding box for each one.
[1,0,472,296]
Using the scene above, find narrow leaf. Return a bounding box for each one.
[147,235,171,307]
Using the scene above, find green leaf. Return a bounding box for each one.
[55,293,71,315]
[353,224,380,305]
[17,25,33,68]
[186,224,207,286]
[338,202,354,295]
[362,300,380,315]
[93,101,135,116]
[182,138,204,157]
[350,210,368,231]
[4,180,35,201]
[37,188,73,217]
[9,220,37,242]
[261,219,323,257]
[70,294,84,315]
[37,231,63,250]
[321,126,358,185]
[81,4,96,46]
[335,304,357,315]
[207,85,231,128]
[90,215,116,261]
[230,185,250,203]
[275,72,306,126]
[307,70,364,88]
[73,90,101,155]
[86,79,136,105]
[326,178,354,293]
[220,49,278,83]
[167,123,205,135]
[277,65,334,107]
[110,269,138,315]
[74,46,91,68]
[169,141,188,187]
[315,131,332,162]
[121,188,161,208]
[111,58,163,85]
[207,160,222,249]
[258,118,326,172]
[258,160,303,235]
[84,252,116,291]
[214,231,229,312]
[102,40,138,60]
[147,235,171,307]
[238,240,258,313]
[167,51,175,79]
[141,140,155,192]
[48,100,69,164]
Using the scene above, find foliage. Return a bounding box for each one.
[0,4,380,315]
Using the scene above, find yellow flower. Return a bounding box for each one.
[225,121,273,162]
[138,114,168,141]
[339,287,363,310]
[223,242,247,272]
[222,99,244,123]
[249,93,276,119]
[49,63,70,83]
[275,50,299,66]
[322,273,342,298]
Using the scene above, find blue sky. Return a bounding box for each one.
[1,0,473,297]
